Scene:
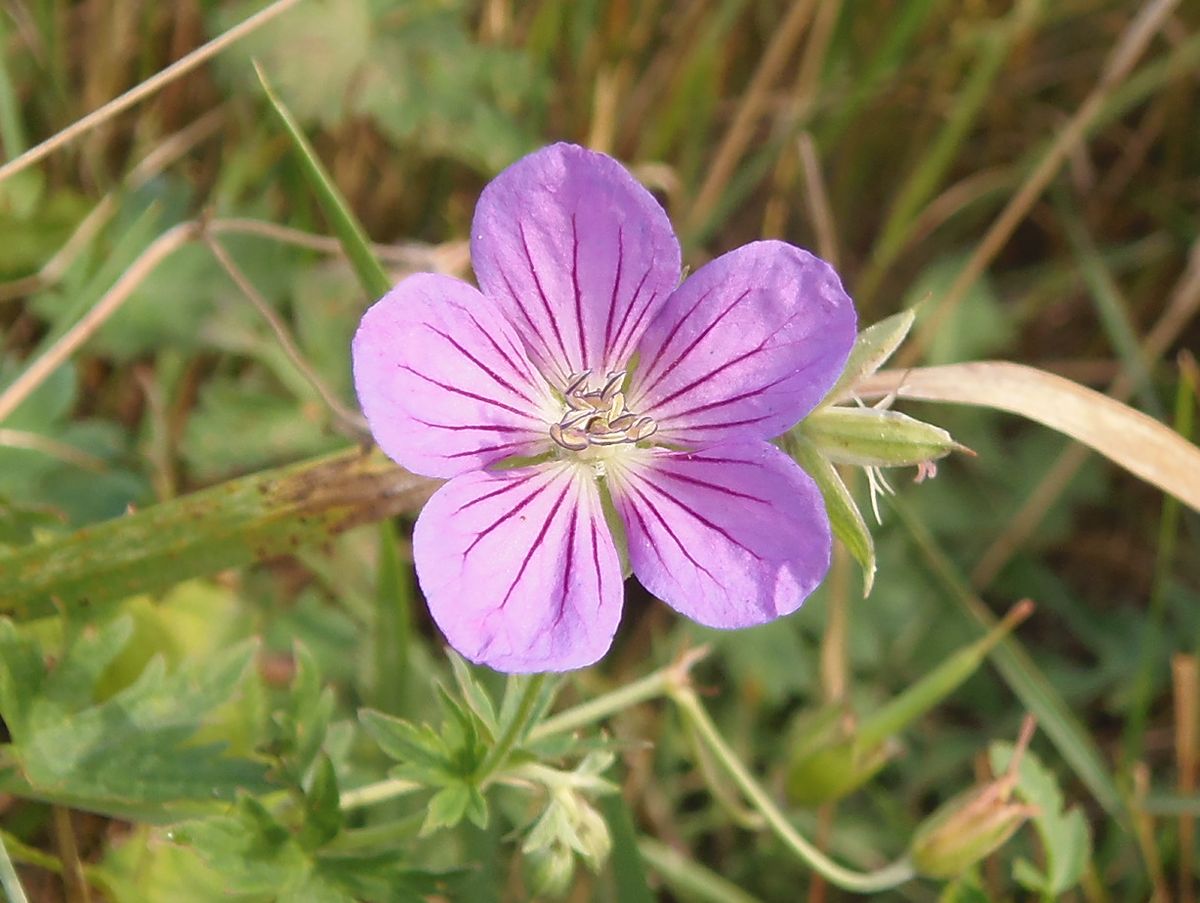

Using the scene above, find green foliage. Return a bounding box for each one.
[990,741,1091,897]
[0,616,268,820]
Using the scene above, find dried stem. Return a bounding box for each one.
[203,232,369,439]
[686,0,817,232]
[0,0,304,186]
[1174,655,1198,903]
[897,0,1181,367]
[0,220,200,424]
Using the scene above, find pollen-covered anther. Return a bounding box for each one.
[549,370,657,452]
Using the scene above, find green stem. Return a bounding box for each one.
[339,777,423,811]
[530,646,709,742]
[0,830,30,903]
[479,673,548,781]
[637,836,766,903]
[670,686,916,894]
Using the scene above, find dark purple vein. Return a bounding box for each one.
[634,472,764,562]
[644,340,773,412]
[623,479,720,581]
[607,263,654,363]
[635,287,715,382]
[656,374,791,422]
[499,478,574,607]
[456,471,540,514]
[571,213,587,366]
[425,324,536,404]
[601,224,626,356]
[636,289,752,400]
[648,467,772,504]
[400,365,528,418]
[496,267,562,382]
[518,222,574,371]
[465,473,557,556]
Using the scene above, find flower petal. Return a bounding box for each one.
[352,273,557,479]
[471,143,681,384]
[608,442,830,629]
[628,241,856,446]
[414,463,624,672]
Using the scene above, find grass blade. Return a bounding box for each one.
[890,494,1123,815]
[254,62,392,298]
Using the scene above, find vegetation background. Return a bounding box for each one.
[0,0,1198,900]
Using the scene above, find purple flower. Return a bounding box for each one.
[352,144,856,673]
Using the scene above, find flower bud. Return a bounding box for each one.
[786,705,895,806]
[797,406,965,470]
[909,717,1039,879]
[525,842,576,898]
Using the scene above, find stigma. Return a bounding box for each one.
[549,370,658,453]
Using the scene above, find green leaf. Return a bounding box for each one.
[599,795,655,903]
[0,618,269,820]
[891,495,1122,815]
[785,434,876,594]
[420,782,473,836]
[446,650,499,739]
[989,742,1091,894]
[359,708,452,776]
[301,755,344,850]
[171,796,311,895]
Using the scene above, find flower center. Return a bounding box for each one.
[548,370,658,453]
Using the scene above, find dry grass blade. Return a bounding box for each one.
[851,362,1200,512]
[0,0,302,185]
[1174,655,1198,903]
[0,221,199,423]
[897,0,1181,366]
[685,0,817,232]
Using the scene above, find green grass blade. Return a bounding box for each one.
[599,796,656,903]
[372,519,413,716]
[890,494,1124,815]
[254,62,391,299]
[0,449,434,621]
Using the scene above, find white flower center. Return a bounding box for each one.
[548,370,658,457]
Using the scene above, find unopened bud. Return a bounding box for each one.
[798,406,968,470]
[910,717,1039,879]
[786,705,895,806]
[526,843,575,898]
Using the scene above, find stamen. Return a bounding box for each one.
[548,370,658,453]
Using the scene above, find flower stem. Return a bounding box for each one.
[479,673,549,781]
[530,646,710,742]
[339,777,423,811]
[670,686,916,894]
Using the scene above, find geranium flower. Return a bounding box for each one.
[353,143,856,672]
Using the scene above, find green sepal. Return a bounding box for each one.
[783,435,875,595]
[798,406,963,468]
[824,308,917,403]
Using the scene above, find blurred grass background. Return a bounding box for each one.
[0,0,1198,900]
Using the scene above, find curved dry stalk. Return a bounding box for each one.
[203,232,369,439]
[0,221,199,423]
[0,109,224,304]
